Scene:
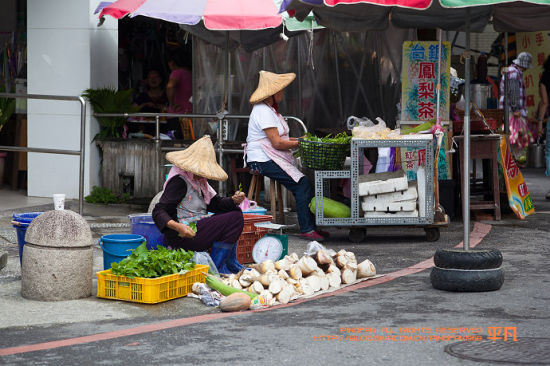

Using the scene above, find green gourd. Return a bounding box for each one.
[309,197,351,218]
[205,275,257,300]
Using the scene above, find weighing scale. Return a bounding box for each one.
[251,223,293,263]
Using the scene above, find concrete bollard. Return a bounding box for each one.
[21,210,93,301]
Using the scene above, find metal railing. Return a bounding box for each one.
[0,93,87,214]
[93,111,308,196]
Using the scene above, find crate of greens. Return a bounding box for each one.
[298,132,351,170]
[96,243,208,304]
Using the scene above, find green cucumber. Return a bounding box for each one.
[205,275,257,300]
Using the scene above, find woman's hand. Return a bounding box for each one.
[232,191,246,205]
[167,220,196,238]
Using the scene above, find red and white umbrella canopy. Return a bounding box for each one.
[99,0,283,30]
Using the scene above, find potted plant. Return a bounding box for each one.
[82,87,138,140]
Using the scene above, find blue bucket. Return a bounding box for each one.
[99,234,146,270]
[129,214,166,250]
[12,212,43,266]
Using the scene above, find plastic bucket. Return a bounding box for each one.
[12,212,43,266]
[129,214,166,250]
[99,234,146,270]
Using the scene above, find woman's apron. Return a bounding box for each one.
[244,105,304,183]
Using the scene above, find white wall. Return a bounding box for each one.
[27,0,117,198]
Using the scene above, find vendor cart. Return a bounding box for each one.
[314,136,449,243]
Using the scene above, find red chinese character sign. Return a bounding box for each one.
[401,41,451,123]
[517,32,550,118]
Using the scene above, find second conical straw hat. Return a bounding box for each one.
[165,135,228,181]
[249,70,296,104]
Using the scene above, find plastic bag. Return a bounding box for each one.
[304,241,326,256]
[191,282,222,307]
[192,252,220,277]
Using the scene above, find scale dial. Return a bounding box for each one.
[252,236,283,263]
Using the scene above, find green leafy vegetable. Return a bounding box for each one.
[110,243,195,278]
[188,222,197,233]
[238,183,243,192]
[303,132,351,144]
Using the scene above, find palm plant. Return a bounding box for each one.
[82,87,139,140]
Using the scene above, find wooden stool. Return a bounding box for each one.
[248,173,285,224]
[455,135,501,221]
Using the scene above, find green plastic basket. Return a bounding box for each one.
[298,138,350,170]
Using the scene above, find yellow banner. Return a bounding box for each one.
[516,31,550,118]
[499,137,535,219]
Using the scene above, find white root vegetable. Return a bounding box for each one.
[231,279,243,289]
[249,281,264,294]
[239,275,252,288]
[319,276,330,291]
[276,285,293,304]
[327,264,341,276]
[259,290,273,301]
[341,268,357,284]
[259,273,275,287]
[314,268,326,277]
[268,279,283,295]
[327,272,342,288]
[287,253,299,263]
[335,254,348,269]
[344,262,358,271]
[302,283,314,296]
[278,269,289,280]
[357,259,376,278]
[228,274,237,282]
[246,268,261,281]
[297,256,318,275]
[275,259,291,271]
[344,251,357,263]
[307,275,321,292]
[257,260,275,273]
[315,250,333,266]
[289,265,303,280]
[286,277,297,285]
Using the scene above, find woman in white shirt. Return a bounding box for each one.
[245,71,328,241]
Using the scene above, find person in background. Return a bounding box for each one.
[166,50,193,139]
[499,51,535,163]
[537,55,550,199]
[152,136,246,274]
[134,69,168,113]
[245,70,329,241]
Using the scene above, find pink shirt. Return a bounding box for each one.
[168,68,192,113]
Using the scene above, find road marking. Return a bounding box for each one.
[0,222,491,356]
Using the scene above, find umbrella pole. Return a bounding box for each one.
[504,32,509,134]
[463,11,471,250]
[435,29,442,127]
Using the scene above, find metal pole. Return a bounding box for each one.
[155,115,161,192]
[78,97,86,215]
[297,38,303,118]
[435,29,442,126]
[333,32,344,124]
[504,32,509,134]
[463,12,471,250]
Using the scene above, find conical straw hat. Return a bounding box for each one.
[166,135,228,181]
[249,70,296,104]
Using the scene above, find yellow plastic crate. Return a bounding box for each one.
[96,264,208,304]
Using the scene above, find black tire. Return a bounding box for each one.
[430,266,504,292]
[434,248,502,270]
[348,228,366,243]
[425,228,440,242]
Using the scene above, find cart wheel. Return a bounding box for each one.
[348,228,366,243]
[425,228,440,242]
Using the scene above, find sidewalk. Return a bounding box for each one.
[0,167,548,330]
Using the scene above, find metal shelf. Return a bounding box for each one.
[314,138,434,227]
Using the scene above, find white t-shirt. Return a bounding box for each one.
[246,103,285,162]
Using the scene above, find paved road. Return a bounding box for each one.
[0,169,549,365]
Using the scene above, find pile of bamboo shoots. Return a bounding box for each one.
[220,250,376,305]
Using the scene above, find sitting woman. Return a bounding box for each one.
[245,71,328,241]
[152,135,246,274]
